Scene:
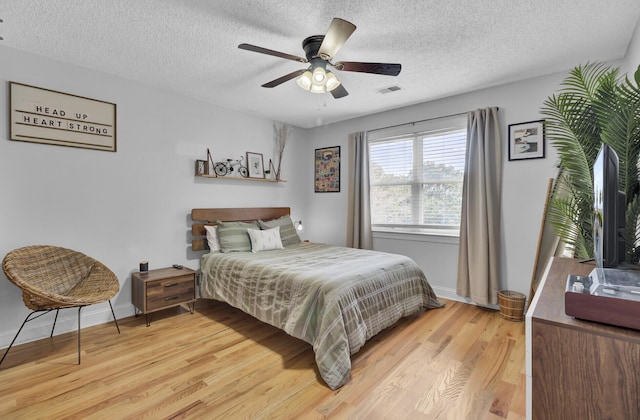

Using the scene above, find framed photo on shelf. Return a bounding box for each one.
[246,152,265,178]
[195,159,209,176]
[315,146,340,193]
[508,120,545,161]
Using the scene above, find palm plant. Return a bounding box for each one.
[541,62,640,262]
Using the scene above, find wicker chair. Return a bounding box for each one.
[1,245,120,365]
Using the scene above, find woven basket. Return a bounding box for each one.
[498,290,526,322]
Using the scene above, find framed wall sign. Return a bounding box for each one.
[10,82,117,152]
[315,146,340,193]
[508,120,545,161]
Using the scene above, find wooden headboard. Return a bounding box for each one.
[191,207,291,252]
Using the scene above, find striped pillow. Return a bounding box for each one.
[216,220,259,253]
[258,215,301,247]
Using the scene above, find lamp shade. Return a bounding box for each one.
[310,83,325,94]
[325,71,341,91]
[296,70,313,91]
[312,66,326,83]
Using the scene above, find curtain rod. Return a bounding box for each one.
[366,107,499,134]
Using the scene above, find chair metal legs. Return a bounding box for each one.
[108,300,121,334]
[77,306,82,364]
[51,309,60,337]
[76,301,121,363]
[0,310,53,365]
[49,306,85,364]
[0,301,120,366]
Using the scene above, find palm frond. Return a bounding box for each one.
[625,194,640,262]
[542,62,640,262]
[559,62,615,103]
[545,171,593,259]
[541,95,595,194]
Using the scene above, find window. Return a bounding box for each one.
[368,115,467,236]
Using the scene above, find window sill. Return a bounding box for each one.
[372,229,459,245]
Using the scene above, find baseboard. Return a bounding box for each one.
[0,303,136,350]
[432,285,500,310]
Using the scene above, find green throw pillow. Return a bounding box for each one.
[258,215,301,247]
[216,220,259,252]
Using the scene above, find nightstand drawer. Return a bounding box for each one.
[146,275,195,311]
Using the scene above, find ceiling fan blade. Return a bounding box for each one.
[334,61,401,76]
[330,84,349,99]
[317,18,356,60]
[238,43,307,63]
[261,69,306,88]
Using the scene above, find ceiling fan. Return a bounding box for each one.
[238,17,401,99]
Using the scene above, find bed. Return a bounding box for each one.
[191,207,443,389]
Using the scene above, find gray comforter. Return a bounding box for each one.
[199,242,443,389]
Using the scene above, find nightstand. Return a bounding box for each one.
[132,267,196,326]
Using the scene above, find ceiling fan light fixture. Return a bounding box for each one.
[309,83,325,94]
[296,70,313,91]
[325,71,341,91]
[312,66,326,83]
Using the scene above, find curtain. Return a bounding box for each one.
[456,107,502,305]
[346,131,373,249]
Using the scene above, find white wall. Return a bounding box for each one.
[0,45,306,347]
[621,17,640,76]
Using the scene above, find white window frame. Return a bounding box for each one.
[367,115,467,237]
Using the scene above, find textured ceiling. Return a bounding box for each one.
[1,1,639,128]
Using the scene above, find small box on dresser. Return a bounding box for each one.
[132,267,196,326]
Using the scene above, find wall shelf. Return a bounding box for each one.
[195,174,286,183]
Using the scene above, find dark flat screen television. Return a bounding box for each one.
[564,143,639,330]
[593,143,626,268]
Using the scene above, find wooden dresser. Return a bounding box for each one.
[526,257,640,419]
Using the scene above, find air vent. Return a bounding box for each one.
[377,85,403,94]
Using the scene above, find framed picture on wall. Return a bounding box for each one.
[508,120,545,161]
[315,146,340,193]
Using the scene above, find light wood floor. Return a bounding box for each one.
[0,298,526,419]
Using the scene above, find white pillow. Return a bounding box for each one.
[247,227,284,253]
[204,225,221,252]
